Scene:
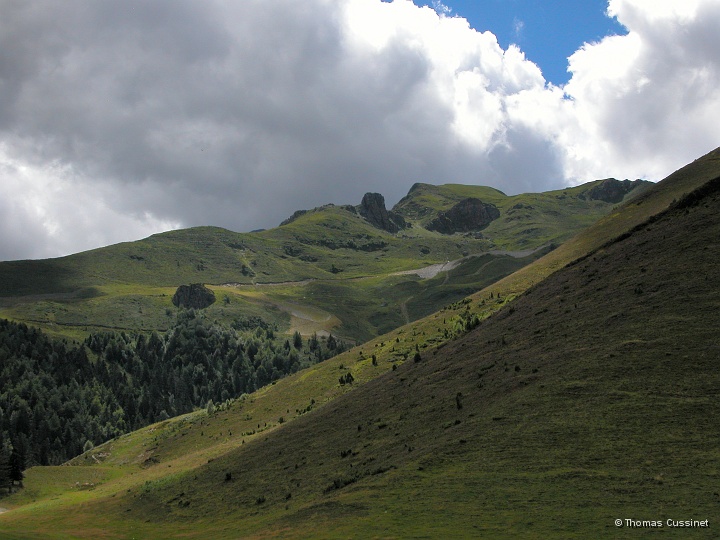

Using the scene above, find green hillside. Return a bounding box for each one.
[392,179,651,248]
[1,149,717,538]
[0,180,643,343]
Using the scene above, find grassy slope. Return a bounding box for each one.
[1,150,717,538]
[392,180,642,249]
[0,182,626,343]
[126,162,719,539]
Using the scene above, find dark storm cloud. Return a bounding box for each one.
[0,0,718,260]
[1,0,481,247]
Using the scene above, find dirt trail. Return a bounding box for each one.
[399,297,412,325]
[221,279,315,288]
[391,260,461,280]
[391,246,548,280]
[487,247,546,258]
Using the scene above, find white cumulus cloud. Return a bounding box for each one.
[558,0,720,180]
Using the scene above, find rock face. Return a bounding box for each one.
[584,178,648,204]
[358,192,406,233]
[172,284,216,309]
[426,198,500,234]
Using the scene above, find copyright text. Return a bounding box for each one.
[615,518,709,528]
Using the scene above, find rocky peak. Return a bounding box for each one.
[358,192,406,233]
[426,198,500,234]
[583,178,649,204]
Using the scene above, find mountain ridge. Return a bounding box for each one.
[1,149,717,538]
[0,178,644,342]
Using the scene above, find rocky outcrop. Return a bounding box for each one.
[358,192,406,233]
[583,178,649,204]
[280,209,308,227]
[172,283,216,309]
[426,198,500,234]
[388,210,408,231]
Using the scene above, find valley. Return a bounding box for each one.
[1,150,719,538]
[0,179,641,343]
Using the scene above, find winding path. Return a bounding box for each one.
[390,246,547,281]
[399,296,412,325]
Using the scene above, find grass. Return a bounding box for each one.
[0,179,637,343]
[105,165,718,538]
[392,180,636,250]
[2,149,719,537]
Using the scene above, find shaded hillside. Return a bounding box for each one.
[1,152,717,538]
[0,312,348,470]
[120,165,720,537]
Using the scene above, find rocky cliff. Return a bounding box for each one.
[358,192,407,233]
[426,198,500,234]
[582,178,649,204]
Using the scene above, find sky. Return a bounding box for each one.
[415,0,628,85]
[1,0,718,261]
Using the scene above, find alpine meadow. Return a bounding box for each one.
[0,147,719,537]
[1,0,720,538]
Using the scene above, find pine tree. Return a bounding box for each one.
[293,331,303,349]
[0,441,11,493]
[9,442,25,487]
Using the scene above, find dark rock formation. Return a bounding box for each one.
[583,178,649,204]
[388,210,408,231]
[172,284,216,309]
[359,192,396,233]
[358,192,407,233]
[426,198,500,234]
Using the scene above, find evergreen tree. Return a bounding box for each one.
[0,441,11,493]
[9,441,26,487]
[308,332,319,352]
[293,331,303,349]
[0,313,349,470]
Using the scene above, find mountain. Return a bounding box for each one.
[1,149,717,538]
[0,179,645,343]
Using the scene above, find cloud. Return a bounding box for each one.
[558,0,720,180]
[512,17,525,41]
[0,0,718,261]
[431,1,453,16]
[0,144,180,260]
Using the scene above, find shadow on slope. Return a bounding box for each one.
[2,150,718,538]
[116,173,720,536]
